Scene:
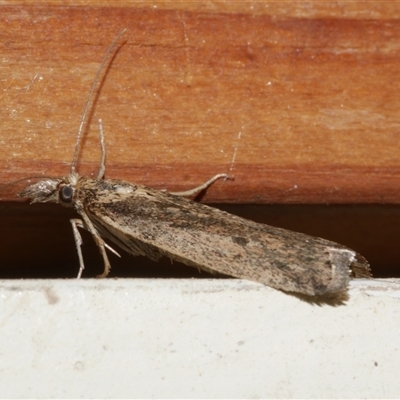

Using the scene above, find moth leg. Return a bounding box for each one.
[70,218,86,279]
[73,219,121,257]
[170,173,232,197]
[71,217,121,279]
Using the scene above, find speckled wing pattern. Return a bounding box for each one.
[75,177,370,296]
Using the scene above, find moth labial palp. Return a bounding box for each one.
[19,30,371,297]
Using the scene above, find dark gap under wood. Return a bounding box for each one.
[0,202,397,279]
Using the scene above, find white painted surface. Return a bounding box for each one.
[0,278,399,399]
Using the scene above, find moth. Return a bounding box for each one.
[20,31,371,296]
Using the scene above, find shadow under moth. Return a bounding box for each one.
[20,31,371,297]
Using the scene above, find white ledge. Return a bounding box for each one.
[0,278,399,398]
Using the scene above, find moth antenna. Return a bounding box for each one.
[97,119,106,179]
[70,29,126,175]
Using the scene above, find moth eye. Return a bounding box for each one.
[59,186,74,203]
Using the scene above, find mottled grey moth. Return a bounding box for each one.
[20,31,371,296]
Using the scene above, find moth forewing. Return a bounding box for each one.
[71,177,369,296]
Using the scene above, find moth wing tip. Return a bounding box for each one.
[318,247,370,296]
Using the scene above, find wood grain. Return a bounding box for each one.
[1,3,400,204]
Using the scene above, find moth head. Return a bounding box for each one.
[19,173,78,206]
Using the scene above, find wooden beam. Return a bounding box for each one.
[1,3,400,204]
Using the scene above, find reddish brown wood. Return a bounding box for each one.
[1,3,400,204]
